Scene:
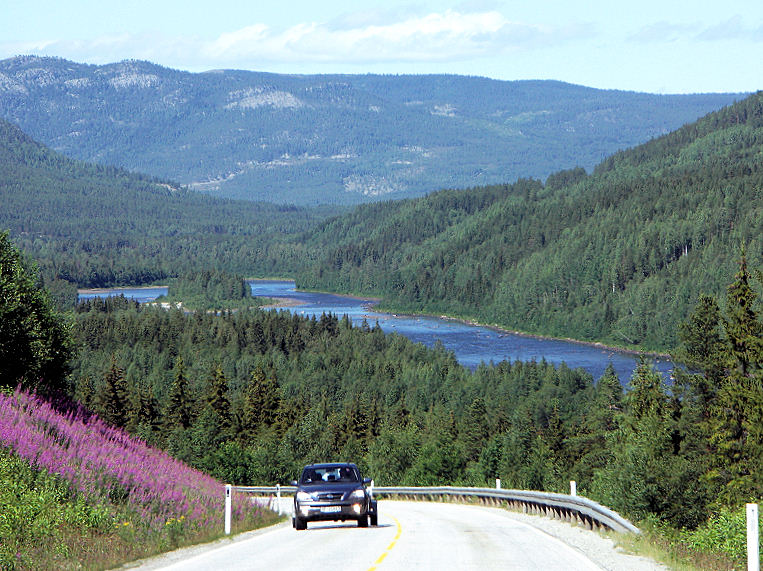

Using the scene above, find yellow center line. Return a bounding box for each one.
[367,515,402,571]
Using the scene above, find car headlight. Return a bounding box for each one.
[350,489,366,499]
[296,491,312,502]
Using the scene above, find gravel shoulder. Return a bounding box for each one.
[499,508,669,571]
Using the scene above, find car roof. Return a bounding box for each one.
[303,462,358,470]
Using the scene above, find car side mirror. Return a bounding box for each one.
[363,478,371,485]
[290,480,298,486]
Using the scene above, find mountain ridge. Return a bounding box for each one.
[0,55,743,204]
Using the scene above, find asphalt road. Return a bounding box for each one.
[135,500,602,570]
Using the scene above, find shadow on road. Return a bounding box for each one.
[301,522,392,532]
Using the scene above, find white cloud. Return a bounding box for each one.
[0,9,592,71]
[207,24,270,56]
[326,6,427,31]
[200,10,582,65]
[630,15,763,45]
[696,16,762,42]
[629,22,699,43]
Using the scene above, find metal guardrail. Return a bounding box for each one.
[232,484,639,534]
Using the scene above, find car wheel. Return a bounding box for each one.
[295,517,307,530]
[358,515,368,528]
[370,513,378,526]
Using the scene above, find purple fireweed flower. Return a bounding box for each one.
[0,388,263,531]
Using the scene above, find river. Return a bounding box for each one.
[78,280,673,383]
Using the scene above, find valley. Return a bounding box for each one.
[0,56,761,570]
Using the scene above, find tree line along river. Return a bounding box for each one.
[78,279,674,384]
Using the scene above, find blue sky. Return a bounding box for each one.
[2,0,762,93]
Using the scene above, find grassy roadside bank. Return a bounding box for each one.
[0,388,280,570]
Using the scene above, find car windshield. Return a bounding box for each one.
[301,466,359,484]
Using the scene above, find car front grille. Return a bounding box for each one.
[315,492,344,501]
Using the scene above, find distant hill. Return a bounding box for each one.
[0,118,330,290]
[295,92,763,352]
[0,55,743,205]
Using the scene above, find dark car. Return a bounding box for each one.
[292,462,378,530]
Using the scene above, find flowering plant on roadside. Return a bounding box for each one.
[0,387,273,569]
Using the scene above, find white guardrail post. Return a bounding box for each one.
[748,503,759,571]
[224,484,232,535]
[276,484,282,515]
[570,481,577,496]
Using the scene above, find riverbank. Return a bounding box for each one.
[450,315,670,361]
[285,282,671,361]
[357,297,673,362]
[77,285,168,295]
[259,297,305,309]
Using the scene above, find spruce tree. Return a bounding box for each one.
[591,360,706,526]
[595,363,624,424]
[164,356,192,430]
[707,251,763,502]
[675,294,726,382]
[128,383,159,438]
[74,375,94,408]
[544,403,566,459]
[95,356,128,427]
[241,366,280,439]
[723,251,762,378]
[206,365,232,432]
[0,231,71,392]
[462,397,490,462]
[673,294,726,425]
[626,358,670,421]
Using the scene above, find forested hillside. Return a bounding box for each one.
[0,56,741,204]
[297,92,763,351]
[0,118,332,298]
